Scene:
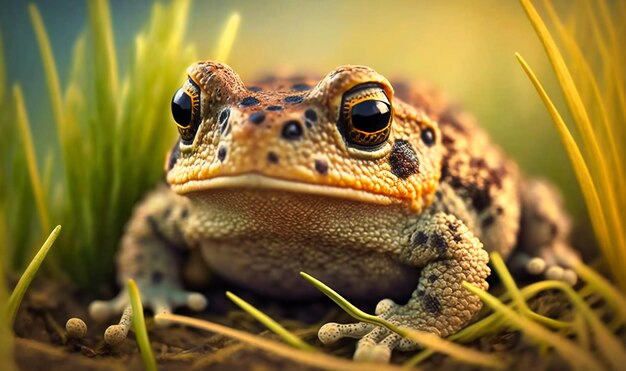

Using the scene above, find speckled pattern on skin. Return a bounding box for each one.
[89,61,579,362]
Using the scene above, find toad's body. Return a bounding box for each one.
[91,62,577,361]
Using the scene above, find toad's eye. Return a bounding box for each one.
[171,77,201,143]
[340,84,392,148]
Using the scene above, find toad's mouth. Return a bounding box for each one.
[169,174,406,206]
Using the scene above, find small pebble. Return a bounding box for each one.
[65,317,87,339]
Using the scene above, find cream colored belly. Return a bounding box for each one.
[184,187,421,300]
[200,240,420,300]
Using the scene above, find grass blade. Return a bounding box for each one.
[14,85,50,234]
[214,13,241,62]
[226,291,316,352]
[28,4,66,145]
[127,279,157,371]
[300,272,505,369]
[155,313,404,371]
[7,225,61,325]
[462,281,601,370]
[516,53,614,278]
[520,0,626,290]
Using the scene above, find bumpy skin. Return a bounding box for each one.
[90,62,578,362]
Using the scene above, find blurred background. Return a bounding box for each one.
[0,1,591,283]
[1,0,580,210]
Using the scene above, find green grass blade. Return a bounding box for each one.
[226,291,316,352]
[300,272,505,369]
[28,4,66,144]
[7,225,61,325]
[214,13,241,62]
[155,313,404,371]
[462,281,602,370]
[128,279,157,371]
[0,30,5,104]
[14,85,50,234]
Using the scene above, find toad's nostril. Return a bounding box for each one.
[281,120,303,140]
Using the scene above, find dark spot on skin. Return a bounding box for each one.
[180,208,189,220]
[267,151,279,164]
[162,207,172,219]
[449,223,458,232]
[412,231,428,246]
[151,271,164,284]
[304,109,317,128]
[549,223,559,238]
[167,139,181,170]
[249,111,266,125]
[442,135,455,145]
[482,215,495,228]
[389,140,420,179]
[421,127,436,146]
[247,86,263,92]
[266,105,283,111]
[468,185,491,212]
[314,160,328,175]
[291,83,311,91]
[422,293,442,314]
[217,146,227,161]
[284,95,304,104]
[435,190,443,201]
[430,233,448,255]
[439,108,466,132]
[219,109,230,133]
[240,97,260,107]
[454,233,463,243]
[495,206,504,215]
[281,121,303,140]
[428,274,438,283]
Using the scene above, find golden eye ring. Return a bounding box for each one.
[171,77,201,143]
[340,83,392,148]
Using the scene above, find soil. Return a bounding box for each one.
[11,274,581,371]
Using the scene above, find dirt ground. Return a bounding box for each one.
[12,274,578,371]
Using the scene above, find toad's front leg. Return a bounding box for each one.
[88,186,207,344]
[318,212,490,362]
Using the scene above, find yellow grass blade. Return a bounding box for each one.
[7,226,61,325]
[14,85,50,234]
[520,0,626,289]
[156,313,406,371]
[226,291,316,352]
[463,281,602,370]
[214,13,241,62]
[300,272,505,369]
[516,53,617,283]
[541,0,624,190]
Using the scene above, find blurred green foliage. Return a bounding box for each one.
[1,0,196,288]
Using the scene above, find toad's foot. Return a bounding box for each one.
[89,282,207,345]
[516,179,579,285]
[510,245,579,286]
[319,299,426,362]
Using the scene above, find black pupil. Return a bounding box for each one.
[171,89,192,127]
[351,100,391,133]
